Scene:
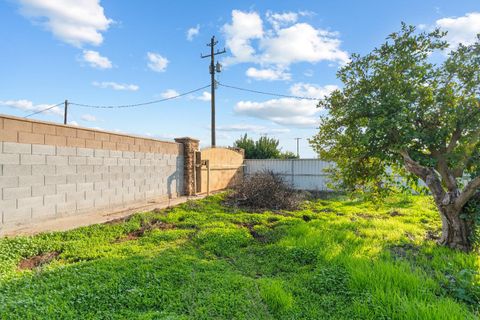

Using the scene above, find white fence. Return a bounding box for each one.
[244,159,334,191]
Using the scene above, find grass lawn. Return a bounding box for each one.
[0,193,479,319]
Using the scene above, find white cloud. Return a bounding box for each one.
[222,10,349,68]
[303,69,314,77]
[217,124,290,134]
[290,83,338,98]
[92,81,139,91]
[222,10,264,63]
[161,89,179,98]
[246,67,291,81]
[186,24,200,41]
[68,120,79,126]
[235,98,319,127]
[0,99,63,117]
[417,24,427,30]
[18,0,112,47]
[197,91,211,101]
[436,12,480,47]
[147,52,169,72]
[233,83,337,127]
[80,114,97,122]
[0,99,33,110]
[83,50,112,69]
[266,11,298,30]
[260,23,349,65]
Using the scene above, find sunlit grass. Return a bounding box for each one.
[0,193,478,319]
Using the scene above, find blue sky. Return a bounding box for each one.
[1,1,479,157]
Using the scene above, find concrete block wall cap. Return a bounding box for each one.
[228,147,245,155]
[0,113,179,146]
[174,137,200,143]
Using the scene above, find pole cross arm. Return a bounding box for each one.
[215,48,226,55]
[201,48,226,58]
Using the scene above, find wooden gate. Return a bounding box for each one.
[195,147,244,194]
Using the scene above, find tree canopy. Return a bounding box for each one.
[310,24,480,251]
[234,134,298,159]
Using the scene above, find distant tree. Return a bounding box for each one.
[234,134,297,159]
[234,134,256,159]
[254,136,281,159]
[310,24,480,251]
[279,151,299,159]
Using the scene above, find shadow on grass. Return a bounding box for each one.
[382,240,480,312]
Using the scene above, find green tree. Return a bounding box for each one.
[310,24,480,251]
[234,134,297,159]
[254,136,281,159]
[234,134,256,159]
[279,151,299,159]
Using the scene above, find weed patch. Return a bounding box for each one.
[258,278,294,314]
[195,226,252,256]
[443,269,480,306]
[115,219,176,242]
[389,243,422,261]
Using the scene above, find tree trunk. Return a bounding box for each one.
[400,151,477,251]
[437,204,473,251]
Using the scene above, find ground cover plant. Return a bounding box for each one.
[0,194,479,319]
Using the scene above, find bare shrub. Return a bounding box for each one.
[226,171,303,210]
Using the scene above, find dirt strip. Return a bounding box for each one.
[1,194,208,237]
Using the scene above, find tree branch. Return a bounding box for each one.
[446,126,462,153]
[452,167,464,179]
[400,150,446,204]
[400,150,429,180]
[436,156,458,191]
[455,175,480,209]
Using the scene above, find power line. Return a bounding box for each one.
[217,82,321,101]
[69,85,210,109]
[20,81,318,122]
[24,102,64,118]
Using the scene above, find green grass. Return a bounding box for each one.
[0,194,479,319]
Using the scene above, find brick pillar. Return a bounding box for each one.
[175,137,199,196]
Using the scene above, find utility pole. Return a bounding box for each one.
[201,36,226,147]
[294,138,302,158]
[64,99,68,125]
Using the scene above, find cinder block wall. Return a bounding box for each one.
[0,115,184,228]
[197,147,244,194]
